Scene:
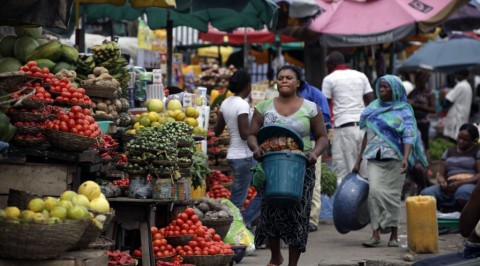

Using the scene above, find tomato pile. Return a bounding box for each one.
[14,132,44,142]
[94,134,119,151]
[173,226,233,256]
[207,182,231,199]
[133,231,176,259]
[13,121,44,128]
[45,106,101,138]
[51,77,92,107]
[242,186,257,210]
[106,250,135,265]
[163,208,200,237]
[12,82,54,104]
[156,255,195,266]
[19,61,55,82]
[112,177,130,187]
[206,170,233,187]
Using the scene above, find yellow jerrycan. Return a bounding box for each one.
[405,195,439,253]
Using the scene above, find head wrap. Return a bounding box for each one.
[360,75,428,167]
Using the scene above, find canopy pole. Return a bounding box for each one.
[75,0,85,53]
[243,28,249,71]
[167,11,173,88]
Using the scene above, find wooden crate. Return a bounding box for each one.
[0,163,77,208]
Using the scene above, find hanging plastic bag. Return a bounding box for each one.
[251,162,266,191]
[220,199,255,253]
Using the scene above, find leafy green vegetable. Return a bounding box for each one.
[429,138,455,161]
[321,163,337,197]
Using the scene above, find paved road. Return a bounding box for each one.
[237,204,465,266]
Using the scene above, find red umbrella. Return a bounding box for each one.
[198,25,298,44]
[307,0,468,47]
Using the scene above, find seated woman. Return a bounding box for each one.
[420,123,480,212]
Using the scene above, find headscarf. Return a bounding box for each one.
[360,75,428,167]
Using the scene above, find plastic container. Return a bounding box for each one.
[97,121,113,133]
[262,151,307,206]
[406,195,439,253]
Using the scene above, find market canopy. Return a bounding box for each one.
[0,0,75,29]
[397,35,480,72]
[198,25,298,44]
[81,0,279,32]
[307,0,469,47]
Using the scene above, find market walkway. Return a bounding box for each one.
[237,204,465,266]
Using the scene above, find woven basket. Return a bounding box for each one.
[54,100,91,109]
[0,71,39,93]
[70,209,115,250]
[152,160,176,166]
[87,236,115,250]
[0,219,89,260]
[178,150,193,157]
[7,189,40,210]
[82,84,117,98]
[17,97,49,109]
[177,140,193,148]
[177,162,193,168]
[164,234,194,247]
[13,137,46,147]
[182,254,234,266]
[16,125,44,135]
[45,129,98,152]
[199,217,233,240]
[8,111,46,122]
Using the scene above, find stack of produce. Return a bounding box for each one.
[0,26,43,73]
[193,63,235,91]
[134,207,233,264]
[205,169,233,189]
[5,61,56,147]
[242,186,257,211]
[0,181,111,259]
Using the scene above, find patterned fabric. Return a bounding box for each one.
[362,127,401,160]
[359,75,428,167]
[254,165,315,252]
[408,88,434,123]
[255,98,318,152]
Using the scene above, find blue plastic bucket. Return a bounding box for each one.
[97,121,113,133]
[262,151,307,206]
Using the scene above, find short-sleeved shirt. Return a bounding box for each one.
[322,69,373,127]
[408,89,434,123]
[442,146,480,178]
[255,98,318,151]
[444,80,473,140]
[220,96,253,159]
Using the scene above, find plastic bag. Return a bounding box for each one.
[220,199,255,253]
[129,176,153,199]
[319,193,335,220]
[252,162,266,191]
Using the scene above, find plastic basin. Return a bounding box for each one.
[262,151,307,206]
[97,121,113,133]
[333,172,370,234]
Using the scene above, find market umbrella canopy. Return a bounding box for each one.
[397,35,480,72]
[442,0,480,33]
[0,0,74,29]
[198,25,298,44]
[307,0,469,47]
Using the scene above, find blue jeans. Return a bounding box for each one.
[228,157,256,210]
[420,184,475,212]
[242,191,262,229]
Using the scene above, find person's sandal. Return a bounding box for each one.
[308,222,318,232]
[362,238,381,247]
[388,239,399,247]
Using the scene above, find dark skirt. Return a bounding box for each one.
[254,165,315,252]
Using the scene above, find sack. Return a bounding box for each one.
[252,162,266,191]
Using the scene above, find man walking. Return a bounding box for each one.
[322,51,374,181]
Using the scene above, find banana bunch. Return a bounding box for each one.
[76,54,96,80]
[92,40,130,97]
[92,40,121,63]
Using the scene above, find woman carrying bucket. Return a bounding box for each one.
[353,75,428,248]
[247,65,328,266]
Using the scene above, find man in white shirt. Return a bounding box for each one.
[322,51,374,181]
[443,69,473,141]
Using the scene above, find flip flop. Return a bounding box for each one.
[362,238,381,247]
[388,239,399,247]
[267,258,284,266]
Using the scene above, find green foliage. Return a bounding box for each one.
[429,138,455,161]
[191,151,210,190]
[321,163,337,197]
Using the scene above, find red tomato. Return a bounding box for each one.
[133,250,141,257]
[184,208,195,217]
[70,106,82,113]
[82,108,91,115]
[26,61,37,67]
[190,214,199,223]
[75,112,85,120]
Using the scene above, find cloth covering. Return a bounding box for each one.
[360,75,428,168]
[367,160,405,230]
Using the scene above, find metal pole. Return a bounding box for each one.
[167,11,173,87]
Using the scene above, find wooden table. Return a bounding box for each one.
[106,197,173,266]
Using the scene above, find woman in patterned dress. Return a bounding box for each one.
[247,65,328,266]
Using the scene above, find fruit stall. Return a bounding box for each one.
[0,26,256,266]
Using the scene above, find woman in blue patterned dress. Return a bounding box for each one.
[353,75,428,248]
[247,65,328,266]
